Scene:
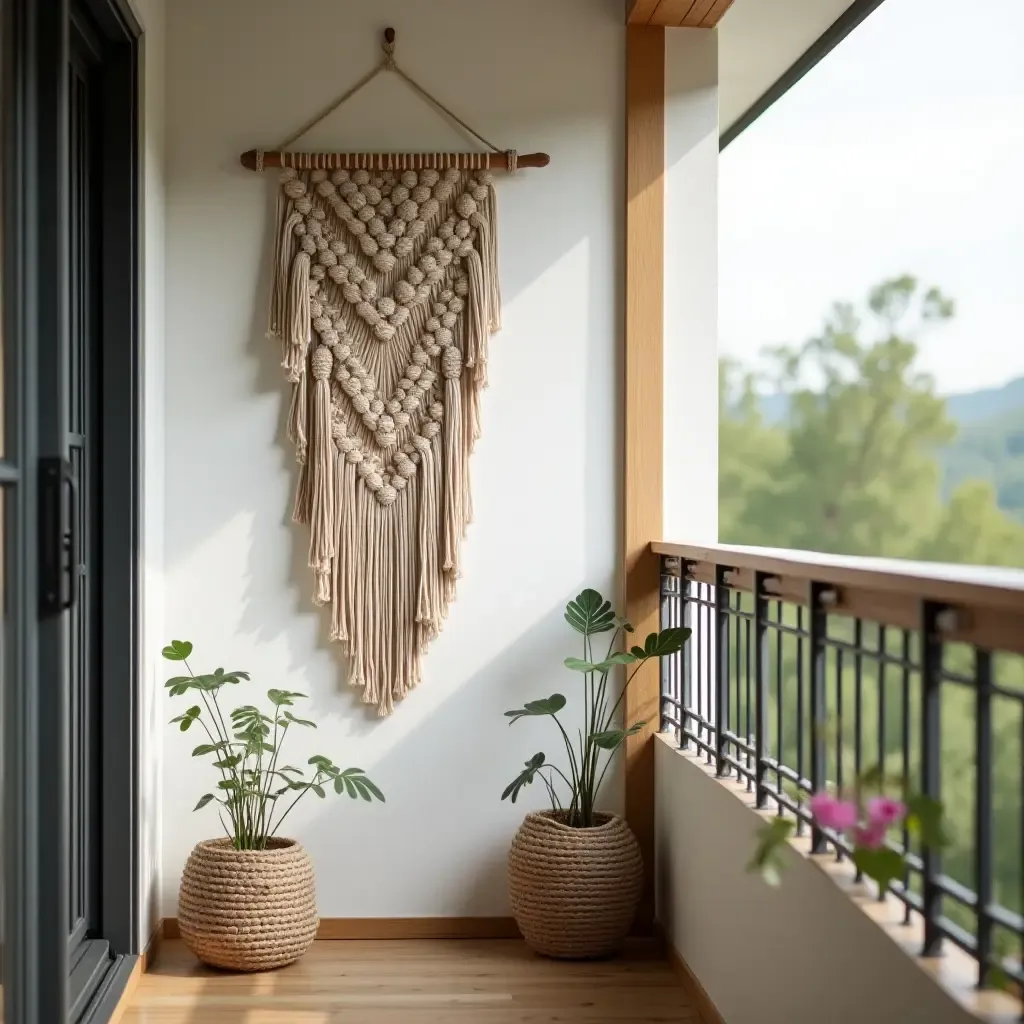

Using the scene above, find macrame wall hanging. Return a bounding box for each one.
[242,29,550,715]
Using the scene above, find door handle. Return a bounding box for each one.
[39,456,80,616]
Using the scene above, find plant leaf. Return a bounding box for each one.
[192,741,229,757]
[906,793,950,850]
[596,652,638,669]
[592,721,646,751]
[747,817,794,887]
[564,589,616,636]
[643,627,691,658]
[504,695,567,724]
[501,753,546,802]
[283,711,316,728]
[564,657,596,673]
[193,794,215,811]
[268,688,306,706]
[853,847,905,892]
[162,640,193,661]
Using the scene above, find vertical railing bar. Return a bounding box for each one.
[680,571,691,750]
[745,595,752,790]
[715,566,730,776]
[704,583,712,765]
[776,599,784,815]
[698,582,706,759]
[734,588,742,781]
[901,627,912,924]
[854,617,864,881]
[754,573,768,809]
[796,603,806,836]
[880,618,888,901]
[975,647,993,987]
[836,641,844,861]
[921,601,943,957]
[672,566,680,741]
[809,582,828,855]
[659,556,670,737]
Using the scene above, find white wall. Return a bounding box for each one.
[655,737,983,1024]
[664,29,719,544]
[129,0,166,950]
[162,0,622,917]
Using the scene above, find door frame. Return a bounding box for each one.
[2,0,141,1018]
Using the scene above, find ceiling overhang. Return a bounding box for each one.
[626,0,736,28]
[627,1,888,147]
[718,0,884,145]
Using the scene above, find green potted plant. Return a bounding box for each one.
[501,590,688,958]
[163,640,383,971]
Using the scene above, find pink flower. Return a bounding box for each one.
[853,821,888,850]
[866,796,906,829]
[809,792,858,832]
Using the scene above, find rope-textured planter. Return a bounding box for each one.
[508,811,643,959]
[178,838,318,971]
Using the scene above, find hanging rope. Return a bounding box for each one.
[256,30,517,175]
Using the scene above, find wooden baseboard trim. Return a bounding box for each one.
[108,924,162,1022]
[161,916,522,942]
[140,919,163,971]
[655,923,726,1024]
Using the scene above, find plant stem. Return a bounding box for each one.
[550,713,581,820]
[183,660,242,843]
[268,769,323,839]
[257,716,285,847]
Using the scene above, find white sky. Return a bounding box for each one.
[719,0,1024,395]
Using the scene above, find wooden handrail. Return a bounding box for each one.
[652,540,1024,655]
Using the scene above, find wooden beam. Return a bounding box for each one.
[624,24,665,930]
[627,0,735,26]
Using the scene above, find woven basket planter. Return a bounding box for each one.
[508,811,643,959]
[178,837,318,971]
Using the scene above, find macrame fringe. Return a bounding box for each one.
[307,347,335,605]
[270,167,501,715]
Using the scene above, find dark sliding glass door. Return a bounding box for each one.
[2,0,141,1020]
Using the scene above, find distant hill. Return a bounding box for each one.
[945,377,1024,425]
[752,376,1024,523]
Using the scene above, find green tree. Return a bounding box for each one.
[720,275,1024,568]
[719,276,1024,952]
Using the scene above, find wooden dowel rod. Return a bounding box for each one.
[239,149,550,172]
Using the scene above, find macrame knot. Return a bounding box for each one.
[381,38,396,71]
[311,346,333,381]
[442,347,462,379]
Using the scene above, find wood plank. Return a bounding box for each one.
[123,938,706,1023]
[624,25,665,931]
[699,0,735,26]
[680,0,717,27]
[626,0,663,25]
[632,0,730,26]
[163,917,520,941]
[649,0,698,27]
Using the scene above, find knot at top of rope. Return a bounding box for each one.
[382,28,397,71]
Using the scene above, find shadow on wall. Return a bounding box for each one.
[160,0,624,915]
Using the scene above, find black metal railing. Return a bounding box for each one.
[656,542,1024,997]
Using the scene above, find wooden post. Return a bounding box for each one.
[624,23,665,928]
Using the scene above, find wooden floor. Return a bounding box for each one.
[122,938,705,1023]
